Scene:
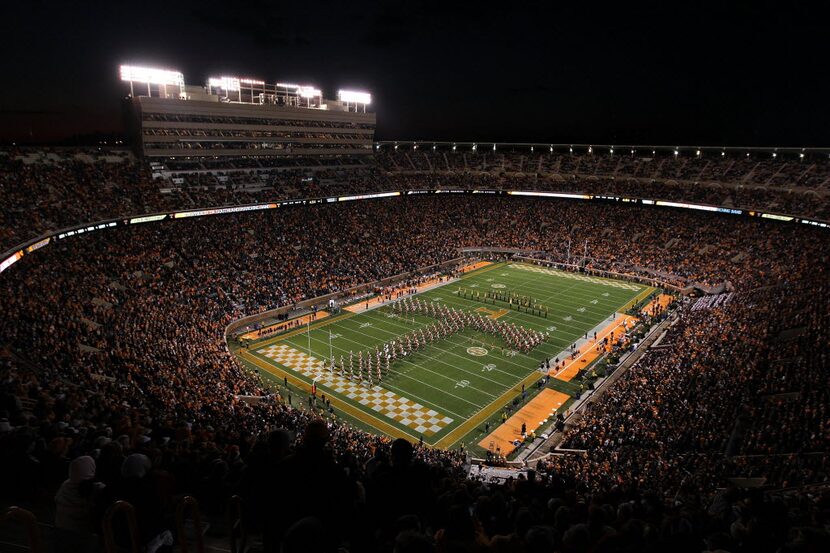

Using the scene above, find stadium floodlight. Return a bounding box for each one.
[120,65,184,86]
[298,85,321,98]
[239,78,265,85]
[208,76,241,91]
[338,90,372,104]
[276,83,300,89]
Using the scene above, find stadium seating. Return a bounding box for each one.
[0,149,828,552]
[2,147,829,253]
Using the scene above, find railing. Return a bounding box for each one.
[175,495,205,553]
[0,506,43,553]
[103,500,140,553]
[227,495,246,553]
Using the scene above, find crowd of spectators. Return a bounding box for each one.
[2,147,830,255]
[1,191,828,551]
[376,148,830,189]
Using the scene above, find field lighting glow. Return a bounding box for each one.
[119,65,184,86]
[208,76,241,91]
[338,90,372,104]
[298,86,322,98]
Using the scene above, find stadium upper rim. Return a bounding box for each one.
[375,141,830,154]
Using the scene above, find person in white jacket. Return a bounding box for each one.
[54,455,105,551]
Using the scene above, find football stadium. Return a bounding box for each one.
[1,4,829,553]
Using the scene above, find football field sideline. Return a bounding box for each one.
[237,261,653,450]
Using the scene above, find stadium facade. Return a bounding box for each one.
[121,65,375,166]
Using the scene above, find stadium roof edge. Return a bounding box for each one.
[374,141,830,153]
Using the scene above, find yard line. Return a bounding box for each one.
[435,269,614,313]
[356,310,546,374]
[505,263,643,290]
[380,370,487,414]
[277,334,486,415]
[462,265,638,313]
[287,328,501,401]
[363,296,614,376]
[366,303,583,367]
[464,264,633,303]
[356,310,532,374]
[426,282,638,338]
[420,289,603,334]
[490,279,631,314]
[332,320,519,390]
[431,277,624,321]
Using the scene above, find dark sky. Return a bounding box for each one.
[1,0,828,146]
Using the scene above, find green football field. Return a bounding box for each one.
[238,262,652,451]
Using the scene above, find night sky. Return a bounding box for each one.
[1,0,828,146]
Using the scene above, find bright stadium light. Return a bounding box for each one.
[338,90,372,104]
[239,78,265,85]
[120,65,184,86]
[276,83,300,89]
[208,76,241,91]
[298,85,321,98]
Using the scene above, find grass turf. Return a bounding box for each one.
[240,262,651,451]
